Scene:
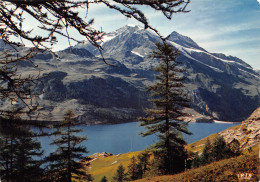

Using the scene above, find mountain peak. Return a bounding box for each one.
[115,24,144,34]
[125,24,143,29]
[169,31,182,36]
[167,31,204,51]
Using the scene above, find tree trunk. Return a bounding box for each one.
[68,122,72,182]
[165,57,171,174]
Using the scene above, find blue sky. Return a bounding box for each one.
[85,0,260,70]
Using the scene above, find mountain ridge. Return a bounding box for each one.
[74,25,259,122]
[0,25,259,123]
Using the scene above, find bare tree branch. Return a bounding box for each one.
[0,47,41,118]
[0,0,190,50]
[0,0,190,118]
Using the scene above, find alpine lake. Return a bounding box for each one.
[38,121,240,156]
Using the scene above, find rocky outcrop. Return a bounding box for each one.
[220,107,260,150]
[88,152,113,163]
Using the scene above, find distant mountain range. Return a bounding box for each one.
[1,25,259,123]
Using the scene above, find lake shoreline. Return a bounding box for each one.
[30,118,241,127]
[213,120,242,124]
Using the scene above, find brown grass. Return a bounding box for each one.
[135,144,259,182]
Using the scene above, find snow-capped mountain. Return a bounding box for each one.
[1,25,259,123]
[80,25,257,76]
[72,25,260,122]
[167,31,206,52]
[76,25,161,69]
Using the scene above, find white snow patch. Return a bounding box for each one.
[126,24,143,29]
[187,54,224,72]
[238,68,260,79]
[203,52,236,63]
[203,52,252,68]
[127,24,137,27]
[183,47,204,54]
[169,41,249,70]
[169,41,183,50]
[146,28,159,36]
[131,50,144,58]
[184,46,246,67]
[60,59,71,62]
[168,41,223,72]
[39,93,44,100]
[102,34,116,43]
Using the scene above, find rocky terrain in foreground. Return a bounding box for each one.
[220,107,260,150]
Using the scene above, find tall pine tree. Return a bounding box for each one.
[200,138,213,165]
[112,164,128,182]
[136,152,151,179]
[45,110,92,182]
[139,42,191,175]
[127,156,138,181]
[0,117,44,182]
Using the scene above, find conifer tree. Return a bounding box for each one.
[200,138,213,165]
[228,138,241,156]
[136,152,151,179]
[113,164,128,182]
[0,136,14,182]
[45,110,92,182]
[190,152,201,169]
[12,133,44,182]
[127,156,138,181]
[197,136,241,168]
[0,112,44,182]
[100,176,108,182]
[0,124,44,182]
[139,42,191,175]
[211,135,232,161]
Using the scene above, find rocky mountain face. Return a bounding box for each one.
[74,25,260,122]
[220,107,260,150]
[1,25,259,123]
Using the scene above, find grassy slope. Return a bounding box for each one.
[87,151,142,182]
[186,125,240,154]
[136,144,259,182]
